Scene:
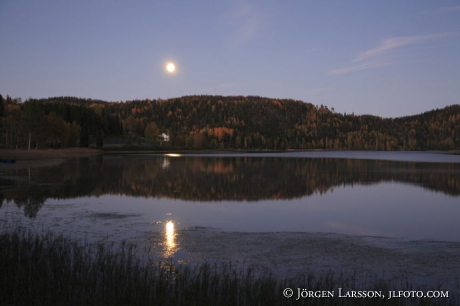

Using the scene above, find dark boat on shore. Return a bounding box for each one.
[0,159,16,164]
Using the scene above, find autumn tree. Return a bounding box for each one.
[144,122,160,139]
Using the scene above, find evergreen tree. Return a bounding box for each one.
[0,94,4,117]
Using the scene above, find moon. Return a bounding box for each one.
[166,62,176,73]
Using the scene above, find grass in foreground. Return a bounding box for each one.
[0,227,457,306]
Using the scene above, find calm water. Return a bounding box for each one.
[1,151,460,255]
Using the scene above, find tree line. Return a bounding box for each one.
[1,94,459,150]
[0,95,122,149]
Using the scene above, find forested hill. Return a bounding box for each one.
[1,94,459,150]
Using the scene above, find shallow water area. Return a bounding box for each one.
[1,151,460,292]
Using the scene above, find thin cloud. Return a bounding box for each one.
[329,33,449,75]
[305,48,322,54]
[307,86,334,92]
[225,3,265,45]
[353,33,449,63]
[329,60,392,75]
[436,6,460,13]
[210,82,237,92]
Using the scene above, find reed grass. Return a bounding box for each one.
[0,226,457,306]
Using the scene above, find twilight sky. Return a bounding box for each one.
[1,1,459,117]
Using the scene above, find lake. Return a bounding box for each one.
[1,151,460,289]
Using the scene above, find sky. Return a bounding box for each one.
[1,1,459,118]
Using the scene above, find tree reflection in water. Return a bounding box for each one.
[1,154,459,218]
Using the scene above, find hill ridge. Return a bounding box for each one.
[1,94,459,150]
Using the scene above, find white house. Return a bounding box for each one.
[161,133,170,142]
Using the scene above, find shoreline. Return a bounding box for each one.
[1,148,459,162]
[0,148,102,161]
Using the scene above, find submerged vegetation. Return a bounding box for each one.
[1,94,459,151]
[0,225,457,306]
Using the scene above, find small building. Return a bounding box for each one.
[161,133,170,142]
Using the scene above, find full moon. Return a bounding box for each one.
[166,62,176,73]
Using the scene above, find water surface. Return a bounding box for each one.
[1,152,460,273]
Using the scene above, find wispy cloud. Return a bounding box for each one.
[329,33,449,75]
[436,6,460,13]
[210,82,237,93]
[329,60,392,75]
[225,3,265,45]
[305,48,322,54]
[353,34,449,63]
[307,86,334,92]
